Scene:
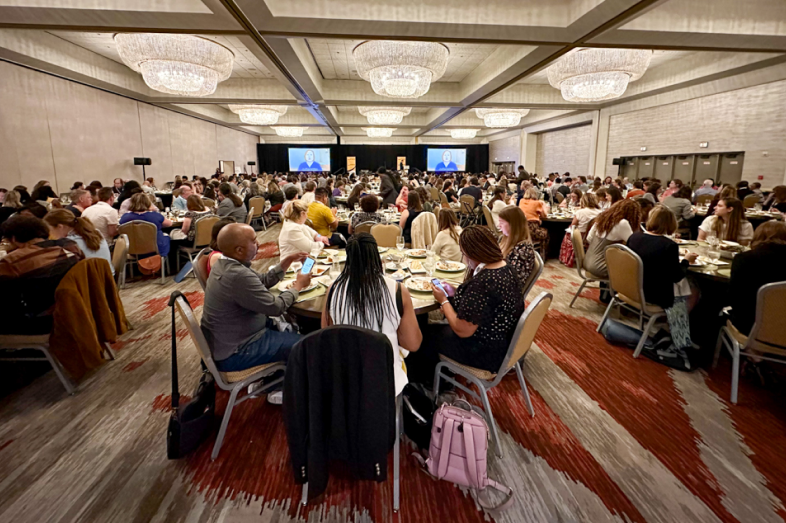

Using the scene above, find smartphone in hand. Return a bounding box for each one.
[431,278,448,295]
[301,257,316,275]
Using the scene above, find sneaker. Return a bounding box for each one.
[266,391,283,405]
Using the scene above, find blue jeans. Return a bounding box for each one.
[215,327,300,372]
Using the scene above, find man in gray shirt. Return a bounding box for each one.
[201,223,311,372]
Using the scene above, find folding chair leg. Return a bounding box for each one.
[393,395,401,512]
[41,348,75,395]
[596,297,616,333]
[633,313,661,358]
[212,386,240,460]
[103,342,117,360]
[731,342,740,404]
[713,329,726,369]
[515,362,535,417]
[432,362,446,402]
[479,386,503,459]
[569,280,587,308]
[300,483,308,506]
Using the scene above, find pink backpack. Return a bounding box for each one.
[426,400,514,511]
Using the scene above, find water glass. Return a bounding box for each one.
[755,203,763,212]
[329,259,341,281]
[396,235,405,253]
[424,252,436,277]
[354,204,360,212]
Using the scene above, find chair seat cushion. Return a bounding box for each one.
[439,355,496,381]
[220,362,279,383]
[729,320,786,357]
[585,271,606,281]
[0,334,50,348]
[726,320,748,346]
[617,293,664,314]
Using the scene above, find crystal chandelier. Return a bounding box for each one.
[450,129,479,139]
[474,108,530,128]
[353,41,449,99]
[363,127,395,138]
[115,34,234,97]
[273,126,305,137]
[228,105,288,125]
[358,106,412,125]
[547,48,652,102]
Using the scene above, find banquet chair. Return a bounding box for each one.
[193,248,211,290]
[459,195,479,227]
[112,234,129,288]
[695,194,714,206]
[353,221,378,235]
[433,292,552,458]
[285,326,403,512]
[173,294,286,460]
[0,334,74,394]
[554,192,565,204]
[597,245,666,358]
[569,228,608,308]
[429,187,439,202]
[713,282,786,404]
[371,224,402,248]
[118,221,169,285]
[201,198,215,209]
[177,216,218,273]
[742,194,760,209]
[248,196,266,230]
[439,192,449,208]
[481,205,497,236]
[521,252,543,300]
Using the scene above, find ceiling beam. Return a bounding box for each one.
[590,30,786,53]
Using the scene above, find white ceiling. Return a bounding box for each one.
[0,0,213,12]
[47,31,275,79]
[307,39,500,82]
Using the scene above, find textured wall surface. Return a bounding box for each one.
[489,134,521,169]
[605,79,786,187]
[0,61,258,193]
[536,124,592,177]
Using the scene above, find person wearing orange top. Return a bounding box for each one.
[518,187,550,258]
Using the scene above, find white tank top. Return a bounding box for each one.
[329,276,408,395]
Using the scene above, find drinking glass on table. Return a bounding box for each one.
[329,259,341,282]
[396,235,405,253]
[310,243,322,259]
[424,252,436,278]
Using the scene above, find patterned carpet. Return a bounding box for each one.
[1,224,785,523]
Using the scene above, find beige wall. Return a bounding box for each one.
[0,61,259,194]
[488,134,520,169]
[535,124,592,177]
[604,79,786,188]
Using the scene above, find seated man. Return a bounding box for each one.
[307,187,345,247]
[200,223,310,374]
[0,215,83,334]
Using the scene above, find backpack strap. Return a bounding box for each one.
[436,417,455,479]
[167,291,185,410]
[462,420,481,490]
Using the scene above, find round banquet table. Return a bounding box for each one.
[541,213,574,259]
[271,249,467,320]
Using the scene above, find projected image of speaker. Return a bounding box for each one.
[134,157,152,165]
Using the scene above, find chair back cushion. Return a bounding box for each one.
[521,252,543,299]
[248,197,266,217]
[201,198,215,208]
[459,195,475,213]
[605,245,645,309]
[429,187,439,201]
[354,221,377,235]
[118,221,159,256]
[571,228,586,269]
[555,192,564,203]
[696,194,713,206]
[194,216,218,248]
[742,194,759,209]
[112,234,129,275]
[193,248,211,290]
[439,192,448,205]
[753,282,786,353]
[174,295,225,386]
[482,205,495,232]
[371,223,402,248]
[503,292,551,372]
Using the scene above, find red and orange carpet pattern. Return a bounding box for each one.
[1,225,785,523]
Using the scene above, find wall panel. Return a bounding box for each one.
[137,103,174,181]
[488,135,520,168]
[536,124,592,177]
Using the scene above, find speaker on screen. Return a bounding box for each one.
[134,157,152,166]
[612,157,623,166]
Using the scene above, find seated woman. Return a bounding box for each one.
[432,208,462,262]
[217,182,248,223]
[0,189,22,225]
[498,206,537,288]
[279,200,330,259]
[415,187,433,213]
[517,187,550,258]
[349,194,382,234]
[606,186,624,207]
[662,185,695,227]
[560,193,601,267]
[584,199,641,279]
[395,186,409,212]
[729,221,786,337]
[697,197,754,246]
[205,217,236,276]
[642,183,661,204]
[266,181,285,213]
[488,186,509,231]
[44,209,113,275]
[0,215,83,334]
[409,226,525,382]
[762,185,786,214]
[322,233,422,395]
[560,188,582,209]
[707,184,736,216]
[595,188,609,210]
[346,183,365,210]
[399,191,424,245]
[119,193,172,256]
[171,195,211,241]
[627,206,699,358]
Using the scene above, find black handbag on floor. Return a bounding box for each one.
[402,383,436,450]
[167,291,215,459]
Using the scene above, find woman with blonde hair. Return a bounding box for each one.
[518,187,549,258]
[559,192,602,267]
[278,200,330,259]
[119,193,172,256]
[44,208,114,274]
[498,206,537,287]
[0,190,22,225]
[431,208,463,262]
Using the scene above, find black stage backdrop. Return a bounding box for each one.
[257,143,489,174]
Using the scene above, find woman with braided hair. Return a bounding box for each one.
[583,199,642,280]
[408,226,525,384]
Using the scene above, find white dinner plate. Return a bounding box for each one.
[406,277,434,293]
[378,247,388,253]
[277,280,320,293]
[406,249,428,258]
[407,260,427,274]
[320,253,347,264]
[435,261,466,273]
